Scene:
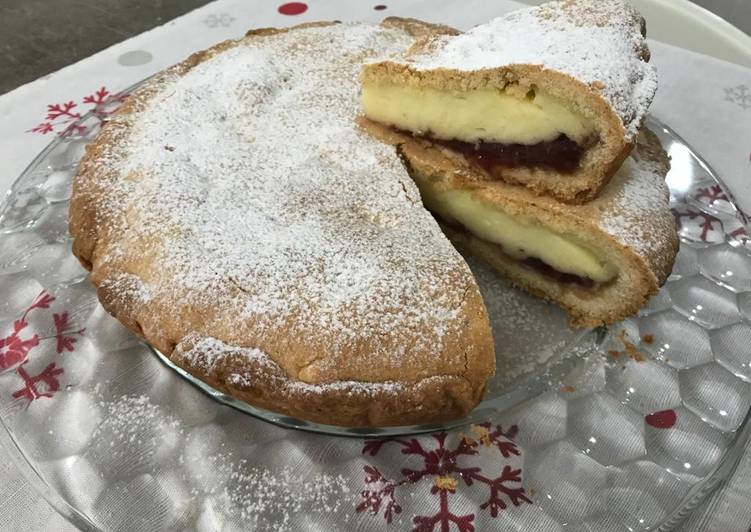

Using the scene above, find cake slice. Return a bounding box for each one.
[361,0,657,203]
[360,118,678,327]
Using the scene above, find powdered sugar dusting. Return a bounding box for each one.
[403,0,656,139]
[225,465,352,529]
[468,257,578,383]
[84,23,474,374]
[183,335,272,375]
[89,392,353,530]
[194,446,352,530]
[176,334,420,397]
[599,152,671,259]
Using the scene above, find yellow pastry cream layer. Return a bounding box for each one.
[417,183,618,285]
[361,83,595,145]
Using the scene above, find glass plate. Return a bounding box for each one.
[0,87,749,531]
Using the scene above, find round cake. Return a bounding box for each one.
[70,20,496,427]
[70,8,677,428]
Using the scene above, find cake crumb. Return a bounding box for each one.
[471,425,493,447]
[560,385,576,393]
[641,334,654,344]
[608,350,621,359]
[618,330,646,362]
[460,432,477,446]
[434,476,458,491]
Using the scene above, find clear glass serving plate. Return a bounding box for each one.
[0,90,749,531]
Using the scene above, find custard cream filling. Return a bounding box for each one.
[417,184,617,283]
[361,83,595,145]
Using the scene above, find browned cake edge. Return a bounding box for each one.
[362,62,635,204]
[361,5,652,204]
[359,118,678,328]
[69,19,497,428]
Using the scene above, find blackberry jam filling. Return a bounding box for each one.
[521,257,596,288]
[436,134,584,173]
[405,129,588,174]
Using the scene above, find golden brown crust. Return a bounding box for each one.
[380,16,461,38]
[362,61,634,203]
[361,118,678,328]
[362,63,633,204]
[69,12,674,430]
[361,0,655,204]
[96,274,492,427]
[70,19,495,428]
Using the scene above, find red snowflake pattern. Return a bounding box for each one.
[414,481,474,532]
[694,185,729,205]
[357,465,403,523]
[671,207,722,241]
[12,362,64,403]
[30,122,54,135]
[730,225,750,244]
[0,289,85,405]
[29,86,128,137]
[358,423,531,531]
[0,291,55,370]
[53,311,85,354]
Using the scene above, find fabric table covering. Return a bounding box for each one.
[1,0,750,530]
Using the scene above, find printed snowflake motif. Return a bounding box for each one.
[357,465,403,523]
[672,206,722,242]
[724,85,751,110]
[204,13,235,27]
[691,186,751,246]
[729,225,750,245]
[30,86,128,137]
[0,290,85,405]
[12,362,64,403]
[53,311,85,354]
[357,423,531,531]
[0,291,55,370]
[694,185,729,207]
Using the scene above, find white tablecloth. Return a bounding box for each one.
[1,0,750,530]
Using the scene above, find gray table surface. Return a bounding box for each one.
[695,0,751,34]
[1,0,750,96]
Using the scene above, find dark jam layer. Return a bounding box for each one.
[442,219,599,288]
[449,218,598,288]
[521,257,596,289]
[427,133,585,174]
